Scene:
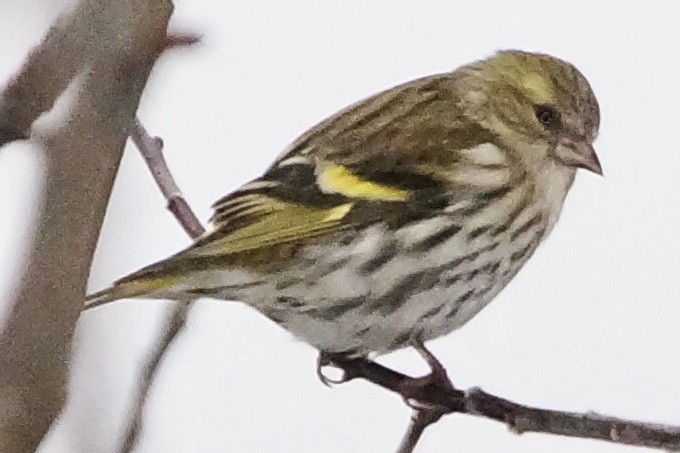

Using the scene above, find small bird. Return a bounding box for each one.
[86,50,601,371]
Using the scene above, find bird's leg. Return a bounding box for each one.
[397,341,455,412]
[413,341,453,390]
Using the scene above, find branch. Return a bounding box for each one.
[120,299,191,453]
[0,0,100,146]
[396,410,444,453]
[331,357,680,452]
[130,118,205,238]
[120,118,205,452]
[0,1,174,451]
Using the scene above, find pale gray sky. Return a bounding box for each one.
[1,1,679,452]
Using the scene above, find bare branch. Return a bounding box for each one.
[0,1,174,451]
[130,119,205,238]
[0,0,100,146]
[330,357,680,452]
[121,119,205,452]
[396,410,443,453]
[120,300,191,453]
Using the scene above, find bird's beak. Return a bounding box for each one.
[554,138,603,176]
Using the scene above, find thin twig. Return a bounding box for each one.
[162,33,202,51]
[330,357,680,452]
[121,119,205,452]
[130,119,205,238]
[119,300,191,453]
[396,410,444,453]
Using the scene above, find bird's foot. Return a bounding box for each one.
[316,343,455,413]
[397,341,455,412]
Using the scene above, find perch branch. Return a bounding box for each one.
[330,356,680,452]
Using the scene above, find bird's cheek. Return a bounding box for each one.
[553,139,603,175]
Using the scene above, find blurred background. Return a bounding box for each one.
[1,1,679,452]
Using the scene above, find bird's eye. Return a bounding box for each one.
[535,105,559,127]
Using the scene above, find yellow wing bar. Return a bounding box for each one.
[318,165,408,201]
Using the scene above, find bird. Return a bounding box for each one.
[85,50,601,377]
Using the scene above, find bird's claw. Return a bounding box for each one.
[316,352,351,387]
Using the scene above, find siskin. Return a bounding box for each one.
[86,50,601,365]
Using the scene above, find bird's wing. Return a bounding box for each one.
[187,73,465,259]
[190,159,417,258]
[86,155,436,308]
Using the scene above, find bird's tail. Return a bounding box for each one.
[83,247,253,310]
[84,275,182,310]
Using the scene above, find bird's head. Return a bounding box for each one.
[460,50,602,175]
